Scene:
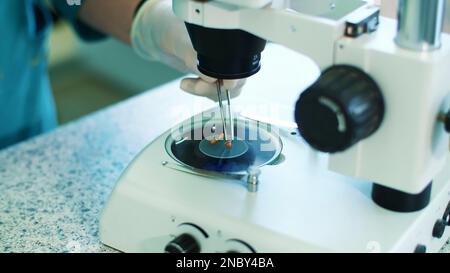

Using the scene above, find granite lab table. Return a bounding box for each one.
[0,45,448,253]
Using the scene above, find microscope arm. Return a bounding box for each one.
[173,0,377,69]
[239,8,341,70]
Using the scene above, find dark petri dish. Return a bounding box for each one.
[198,139,249,159]
[166,120,282,173]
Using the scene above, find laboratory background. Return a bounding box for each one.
[48,0,450,125]
[1,0,450,255]
[48,16,181,124]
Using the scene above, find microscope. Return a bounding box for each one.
[99,0,450,253]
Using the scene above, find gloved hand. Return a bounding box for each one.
[131,0,246,101]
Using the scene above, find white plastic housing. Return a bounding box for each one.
[331,18,450,194]
[99,45,450,253]
[100,109,450,253]
[173,0,450,193]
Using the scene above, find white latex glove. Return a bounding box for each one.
[131,0,246,101]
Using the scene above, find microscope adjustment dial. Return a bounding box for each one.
[295,65,385,153]
[444,110,450,133]
[165,233,201,253]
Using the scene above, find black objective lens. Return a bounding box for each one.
[185,23,267,79]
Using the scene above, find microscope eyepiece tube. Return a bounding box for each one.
[395,0,446,51]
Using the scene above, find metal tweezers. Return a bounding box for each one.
[216,80,234,142]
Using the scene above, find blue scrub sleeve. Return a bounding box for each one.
[51,0,106,41]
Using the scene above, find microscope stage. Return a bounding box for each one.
[99,110,450,253]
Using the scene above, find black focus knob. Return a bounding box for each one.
[295,65,385,153]
[444,110,450,133]
[165,234,200,253]
[414,244,427,253]
[432,219,447,239]
[444,201,450,225]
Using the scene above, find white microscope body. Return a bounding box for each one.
[174,0,450,203]
[99,0,450,253]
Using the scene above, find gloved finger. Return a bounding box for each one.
[219,79,246,99]
[159,54,191,73]
[180,77,219,101]
[181,46,247,89]
[182,49,217,84]
[180,77,245,101]
[228,84,243,99]
[222,79,246,90]
[214,83,244,100]
[198,73,218,84]
[230,79,247,93]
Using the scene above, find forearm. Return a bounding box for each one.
[78,0,142,44]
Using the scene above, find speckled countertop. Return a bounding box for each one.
[0,45,449,253]
[0,78,221,252]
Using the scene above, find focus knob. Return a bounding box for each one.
[165,234,200,253]
[295,65,385,153]
[414,244,427,253]
[444,110,450,133]
[432,219,447,239]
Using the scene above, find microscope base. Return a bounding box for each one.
[99,111,450,253]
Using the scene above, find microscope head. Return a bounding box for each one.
[174,0,269,79]
[185,23,267,79]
